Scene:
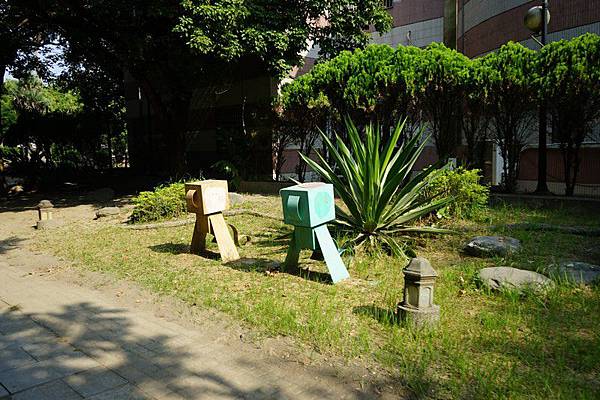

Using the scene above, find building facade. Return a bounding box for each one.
[280,0,600,196]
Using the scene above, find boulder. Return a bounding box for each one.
[478,267,553,292]
[465,236,521,257]
[95,207,121,218]
[8,185,24,195]
[548,261,600,285]
[228,192,244,206]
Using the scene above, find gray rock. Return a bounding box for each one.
[465,236,521,257]
[228,192,244,206]
[548,261,600,285]
[87,187,115,202]
[95,207,121,218]
[9,185,24,195]
[478,267,553,292]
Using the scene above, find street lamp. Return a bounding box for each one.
[524,1,551,194]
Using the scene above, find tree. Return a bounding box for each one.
[280,44,421,132]
[176,0,392,69]
[0,1,57,88]
[537,33,600,196]
[482,42,536,192]
[1,80,19,140]
[461,57,490,168]
[3,74,83,168]
[276,87,327,182]
[9,0,391,175]
[413,43,469,162]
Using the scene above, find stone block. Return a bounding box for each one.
[95,207,121,218]
[64,366,128,398]
[87,384,148,400]
[0,360,63,393]
[11,379,82,400]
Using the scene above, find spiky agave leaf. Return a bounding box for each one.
[299,118,451,256]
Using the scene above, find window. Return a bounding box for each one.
[383,0,394,9]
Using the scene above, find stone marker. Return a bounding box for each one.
[464,236,521,257]
[397,257,440,328]
[95,206,121,218]
[36,200,59,230]
[478,266,553,292]
[37,200,54,221]
[548,261,600,285]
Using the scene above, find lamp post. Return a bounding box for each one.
[524,2,551,194]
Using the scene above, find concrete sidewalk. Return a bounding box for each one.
[0,248,381,400]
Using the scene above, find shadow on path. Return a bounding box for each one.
[0,302,294,399]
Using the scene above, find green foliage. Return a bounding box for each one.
[481,42,537,192]
[425,167,489,220]
[211,160,241,191]
[300,119,451,256]
[280,44,420,129]
[1,80,18,139]
[176,0,392,75]
[280,43,471,159]
[2,75,126,172]
[413,43,470,161]
[129,182,187,223]
[536,33,600,196]
[462,58,492,168]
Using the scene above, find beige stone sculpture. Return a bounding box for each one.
[185,180,240,263]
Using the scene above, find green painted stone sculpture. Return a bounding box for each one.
[280,182,350,283]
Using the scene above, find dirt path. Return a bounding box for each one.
[0,195,399,399]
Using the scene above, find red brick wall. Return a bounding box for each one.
[389,0,444,27]
[519,147,600,184]
[458,0,600,57]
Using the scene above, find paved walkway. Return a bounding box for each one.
[0,201,393,399]
[0,249,383,400]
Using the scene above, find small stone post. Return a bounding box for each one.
[36,200,56,229]
[397,257,440,328]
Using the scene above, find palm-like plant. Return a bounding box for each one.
[300,118,450,255]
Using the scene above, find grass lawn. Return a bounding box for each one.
[38,196,600,399]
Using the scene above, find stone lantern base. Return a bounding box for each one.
[36,219,61,230]
[397,304,440,328]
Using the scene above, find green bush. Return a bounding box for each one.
[211,160,241,191]
[425,167,489,220]
[129,182,187,223]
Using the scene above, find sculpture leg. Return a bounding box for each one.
[207,213,240,263]
[284,230,301,274]
[314,225,350,283]
[190,214,209,254]
[228,224,240,246]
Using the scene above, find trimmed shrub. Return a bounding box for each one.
[129,182,186,223]
[425,167,489,220]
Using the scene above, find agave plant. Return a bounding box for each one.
[299,118,450,255]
